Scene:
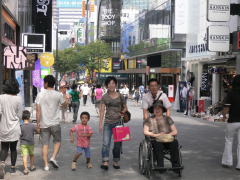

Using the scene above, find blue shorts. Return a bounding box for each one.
[76,146,91,158]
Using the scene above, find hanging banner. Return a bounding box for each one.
[4,46,27,69]
[100,58,112,73]
[32,59,42,88]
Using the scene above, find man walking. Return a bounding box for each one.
[36,75,66,171]
[81,83,90,106]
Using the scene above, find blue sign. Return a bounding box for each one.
[57,0,82,8]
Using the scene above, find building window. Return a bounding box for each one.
[4,23,15,44]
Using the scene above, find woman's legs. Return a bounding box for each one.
[152,141,165,167]
[0,142,10,163]
[168,140,180,167]
[222,123,240,166]
[112,141,122,163]
[101,124,113,163]
[9,141,18,167]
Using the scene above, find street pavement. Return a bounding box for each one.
[3,99,240,180]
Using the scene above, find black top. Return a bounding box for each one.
[224,89,240,123]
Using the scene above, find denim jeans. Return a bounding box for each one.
[72,101,80,122]
[102,122,122,162]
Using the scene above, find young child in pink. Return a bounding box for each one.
[70,112,93,170]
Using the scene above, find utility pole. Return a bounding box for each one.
[55,27,59,90]
[0,0,3,94]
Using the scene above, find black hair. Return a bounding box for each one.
[44,75,56,88]
[232,75,240,90]
[96,84,101,88]
[3,79,20,95]
[80,111,90,120]
[105,76,117,87]
[71,84,78,90]
[148,78,159,86]
[22,110,31,120]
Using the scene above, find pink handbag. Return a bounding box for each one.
[112,125,131,142]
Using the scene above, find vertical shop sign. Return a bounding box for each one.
[32,0,52,52]
[4,46,27,69]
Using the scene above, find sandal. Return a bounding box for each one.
[87,163,93,169]
[113,162,120,169]
[30,166,36,171]
[23,169,29,175]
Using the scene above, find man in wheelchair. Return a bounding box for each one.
[143,100,181,172]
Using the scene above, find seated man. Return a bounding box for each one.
[143,101,180,170]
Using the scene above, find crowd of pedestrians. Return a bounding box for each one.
[0,74,240,179]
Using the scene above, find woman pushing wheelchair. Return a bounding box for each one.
[143,100,181,171]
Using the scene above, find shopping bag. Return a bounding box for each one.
[112,125,131,142]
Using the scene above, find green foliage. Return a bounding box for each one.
[54,40,113,81]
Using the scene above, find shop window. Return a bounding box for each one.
[4,23,15,44]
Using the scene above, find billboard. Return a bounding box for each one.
[32,0,52,52]
[98,0,121,40]
[57,0,82,8]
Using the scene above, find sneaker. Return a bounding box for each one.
[0,163,5,179]
[23,169,29,175]
[50,158,59,168]
[71,162,76,171]
[44,166,50,171]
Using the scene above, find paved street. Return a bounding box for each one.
[3,99,240,180]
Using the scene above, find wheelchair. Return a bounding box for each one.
[138,136,184,178]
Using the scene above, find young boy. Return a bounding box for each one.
[20,110,36,175]
[70,111,93,170]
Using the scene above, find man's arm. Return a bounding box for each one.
[143,109,148,121]
[36,104,41,128]
[99,103,106,132]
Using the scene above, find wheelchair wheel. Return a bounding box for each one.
[145,147,154,179]
[138,142,145,174]
[178,148,183,177]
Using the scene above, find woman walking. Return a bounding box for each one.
[222,75,240,169]
[0,80,22,178]
[99,77,128,170]
[95,84,103,115]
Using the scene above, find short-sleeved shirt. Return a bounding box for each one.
[142,90,172,111]
[20,123,35,145]
[101,93,126,124]
[69,91,80,102]
[95,88,103,100]
[144,116,174,134]
[70,124,93,148]
[81,86,90,95]
[224,89,240,123]
[35,89,65,128]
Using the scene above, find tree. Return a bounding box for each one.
[53,48,80,81]
[75,40,113,81]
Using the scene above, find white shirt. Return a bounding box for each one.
[81,86,90,95]
[35,89,64,128]
[142,90,172,110]
[0,94,22,141]
[121,87,129,95]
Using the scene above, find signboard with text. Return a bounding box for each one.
[207,26,230,52]
[207,0,230,22]
[4,46,27,69]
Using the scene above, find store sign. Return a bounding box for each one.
[22,33,45,53]
[207,26,230,52]
[112,58,121,70]
[207,0,230,22]
[32,59,42,88]
[32,0,52,52]
[4,46,27,69]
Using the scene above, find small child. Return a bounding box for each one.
[20,110,36,175]
[70,111,93,171]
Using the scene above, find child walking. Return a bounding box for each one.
[70,112,93,170]
[20,110,37,175]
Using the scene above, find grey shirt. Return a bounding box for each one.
[20,123,35,145]
[35,89,64,128]
[101,93,126,124]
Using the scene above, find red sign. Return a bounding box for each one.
[198,100,205,113]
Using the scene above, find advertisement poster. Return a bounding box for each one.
[15,70,25,106]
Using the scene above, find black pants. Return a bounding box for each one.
[152,139,180,167]
[91,95,95,104]
[0,141,18,166]
[83,95,87,105]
